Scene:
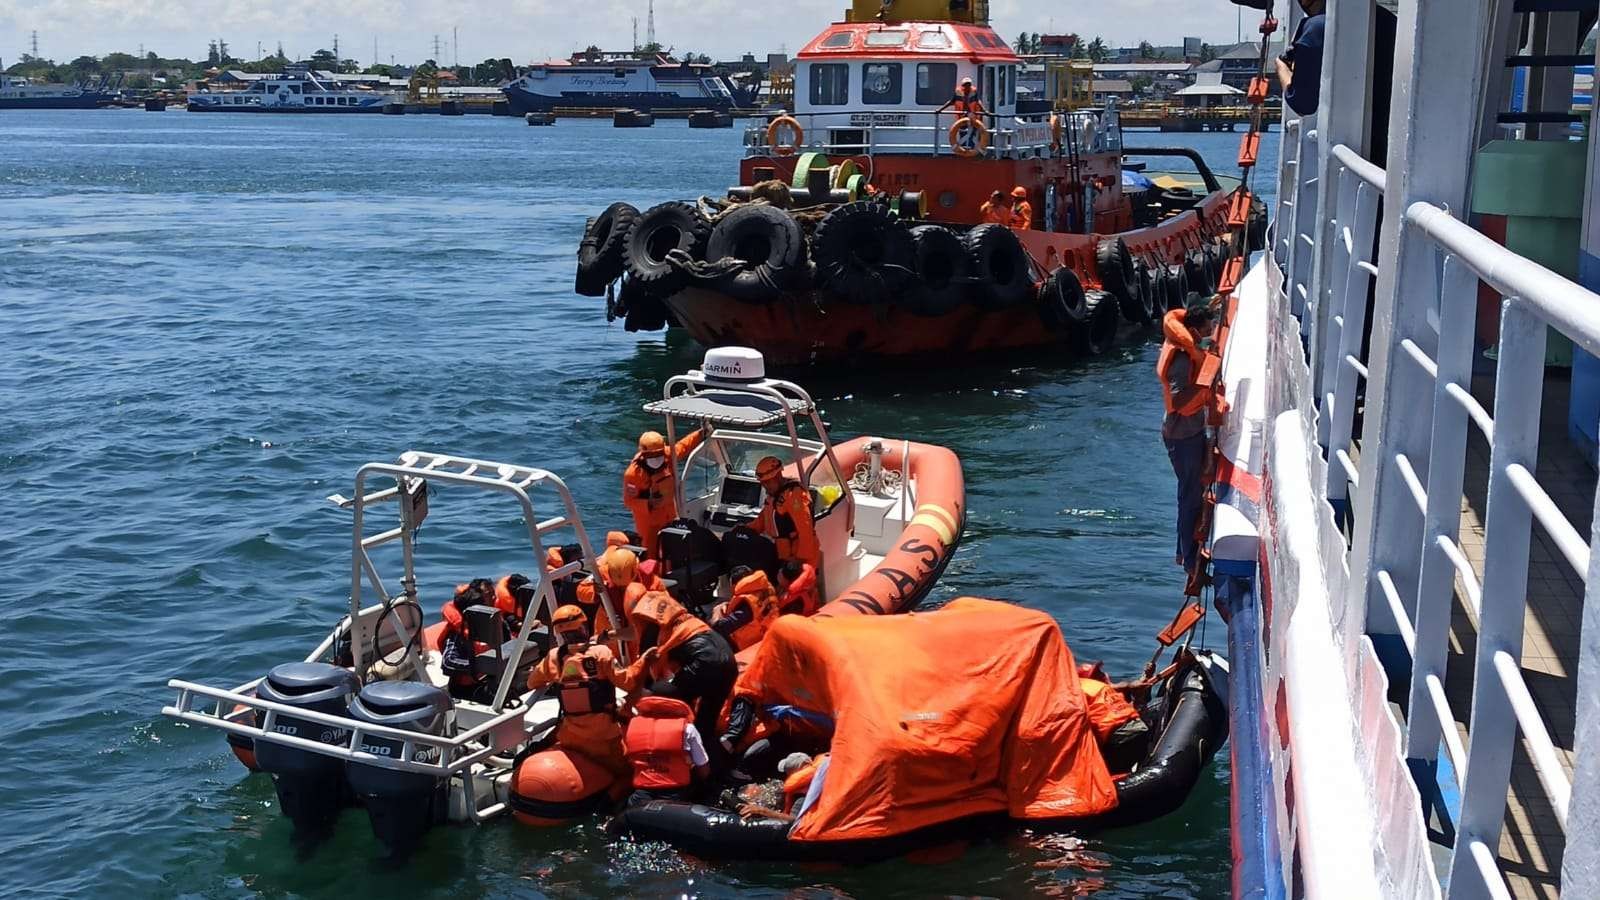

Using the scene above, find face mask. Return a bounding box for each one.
[644,457,665,470]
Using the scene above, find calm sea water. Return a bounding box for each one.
[0,110,1275,899]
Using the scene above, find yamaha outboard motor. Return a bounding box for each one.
[253,662,361,835]
[345,681,453,855]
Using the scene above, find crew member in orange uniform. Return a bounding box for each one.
[622,428,704,556]
[938,76,986,152]
[979,190,1010,225]
[628,590,739,772]
[776,560,819,616]
[753,456,820,573]
[525,604,639,780]
[1157,299,1227,574]
[623,695,712,805]
[1009,186,1033,230]
[711,569,782,651]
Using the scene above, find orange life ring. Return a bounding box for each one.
[948,117,990,157]
[767,115,803,156]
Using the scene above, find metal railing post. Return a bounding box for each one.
[1287,128,1320,321]
[1345,0,1491,639]
[1308,0,1377,401]
[1447,299,1547,898]
[1562,480,1600,895]
[1324,174,1381,511]
[1404,253,1479,761]
[1275,119,1302,271]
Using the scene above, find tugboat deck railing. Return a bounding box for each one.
[743,109,1114,160]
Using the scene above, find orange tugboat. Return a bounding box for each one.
[575,0,1265,366]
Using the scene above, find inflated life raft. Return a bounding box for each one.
[609,599,1229,861]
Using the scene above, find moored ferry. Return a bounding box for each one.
[0,72,117,109]
[571,0,1263,366]
[187,68,395,113]
[501,51,750,115]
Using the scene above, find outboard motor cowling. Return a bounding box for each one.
[252,662,361,834]
[345,681,453,855]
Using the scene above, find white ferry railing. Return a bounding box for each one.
[1318,144,1385,514]
[1387,204,1597,899]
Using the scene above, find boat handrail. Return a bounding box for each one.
[743,107,1115,160]
[163,678,548,778]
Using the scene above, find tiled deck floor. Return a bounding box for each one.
[1441,372,1592,899]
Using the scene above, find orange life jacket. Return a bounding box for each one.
[952,92,984,118]
[725,570,781,651]
[494,575,525,622]
[439,601,490,687]
[1010,200,1033,230]
[758,479,819,569]
[1156,309,1220,417]
[782,753,828,814]
[557,644,618,716]
[631,591,711,660]
[625,695,696,790]
[1081,678,1142,742]
[780,563,819,616]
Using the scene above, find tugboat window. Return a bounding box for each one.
[862,63,902,105]
[917,30,952,50]
[863,29,909,48]
[916,63,957,105]
[820,31,854,49]
[809,63,850,106]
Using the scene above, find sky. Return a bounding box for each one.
[0,0,1257,66]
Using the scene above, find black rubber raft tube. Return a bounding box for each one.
[609,656,1228,862]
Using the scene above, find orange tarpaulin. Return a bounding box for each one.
[734,598,1117,843]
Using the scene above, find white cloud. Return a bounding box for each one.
[0,0,1250,65]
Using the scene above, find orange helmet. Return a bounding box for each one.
[605,530,631,549]
[755,455,784,482]
[600,546,638,587]
[637,431,667,457]
[1011,186,1028,199]
[551,604,588,644]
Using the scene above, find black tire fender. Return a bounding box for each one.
[704,203,808,304]
[964,223,1035,307]
[1096,237,1137,307]
[625,201,711,291]
[903,224,969,317]
[576,202,638,296]
[812,201,916,305]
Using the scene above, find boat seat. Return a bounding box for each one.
[658,518,723,610]
[722,525,778,582]
[464,605,546,682]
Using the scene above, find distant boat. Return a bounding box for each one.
[501,51,751,114]
[0,73,116,109]
[187,68,396,113]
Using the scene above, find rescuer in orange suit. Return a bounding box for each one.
[1009,186,1033,230]
[628,590,739,773]
[979,189,1010,225]
[622,428,704,556]
[525,604,640,781]
[1157,298,1228,574]
[938,76,986,152]
[753,456,820,573]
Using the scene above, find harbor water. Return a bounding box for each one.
[0,110,1275,898]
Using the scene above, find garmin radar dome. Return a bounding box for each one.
[699,347,766,384]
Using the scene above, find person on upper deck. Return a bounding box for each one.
[1009,186,1033,230]
[623,428,704,557]
[938,77,986,153]
[1276,0,1327,116]
[753,456,820,574]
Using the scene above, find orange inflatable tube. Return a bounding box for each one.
[816,436,965,619]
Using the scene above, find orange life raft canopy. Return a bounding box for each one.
[735,597,1119,842]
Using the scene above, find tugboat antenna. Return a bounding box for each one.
[647,0,656,49]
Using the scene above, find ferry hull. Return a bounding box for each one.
[502,85,735,114]
[184,103,387,114]
[0,95,112,109]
